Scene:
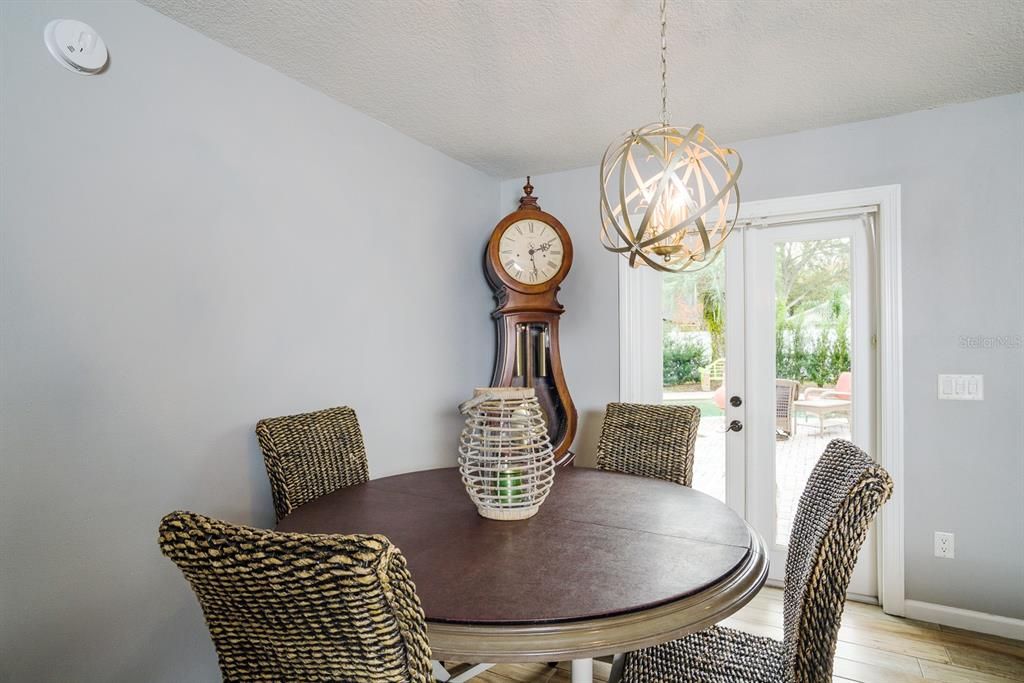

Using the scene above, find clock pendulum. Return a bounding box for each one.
[484,178,578,464]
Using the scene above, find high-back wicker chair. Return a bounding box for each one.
[621,439,893,683]
[256,406,369,520]
[595,403,700,486]
[159,511,431,683]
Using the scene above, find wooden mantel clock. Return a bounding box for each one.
[484,178,578,464]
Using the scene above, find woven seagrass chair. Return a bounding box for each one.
[596,402,700,486]
[621,439,893,683]
[159,511,431,683]
[256,406,369,521]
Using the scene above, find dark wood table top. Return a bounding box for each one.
[277,466,755,626]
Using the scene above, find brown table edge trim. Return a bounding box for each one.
[425,524,769,663]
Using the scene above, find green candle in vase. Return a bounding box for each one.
[496,468,525,505]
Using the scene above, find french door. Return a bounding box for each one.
[658,213,879,598]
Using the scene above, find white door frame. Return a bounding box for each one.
[618,185,905,616]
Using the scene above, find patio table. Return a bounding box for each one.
[794,397,852,435]
[276,466,768,683]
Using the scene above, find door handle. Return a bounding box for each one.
[729,395,742,407]
[726,419,743,433]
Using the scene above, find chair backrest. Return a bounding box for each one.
[159,511,431,683]
[596,403,701,486]
[833,372,852,398]
[782,440,893,682]
[775,379,799,419]
[712,385,727,411]
[775,379,800,436]
[256,406,369,520]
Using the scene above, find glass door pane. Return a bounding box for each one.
[662,255,727,502]
[773,237,852,545]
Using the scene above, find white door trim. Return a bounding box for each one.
[723,236,748,517]
[617,185,904,616]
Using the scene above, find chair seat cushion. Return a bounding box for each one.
[622,626,784,683]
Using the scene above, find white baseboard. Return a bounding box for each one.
[904,600,1024,641]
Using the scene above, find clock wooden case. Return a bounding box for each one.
[484,179,578,463]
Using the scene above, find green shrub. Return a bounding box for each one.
[776,320,851,386]
[776,318,810,381]
[663,332,709,386]
[807,330,833,387]
[829,321,850,385]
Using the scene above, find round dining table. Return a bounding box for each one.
[277,466,768,683]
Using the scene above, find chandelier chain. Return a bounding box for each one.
[660,0,668,125]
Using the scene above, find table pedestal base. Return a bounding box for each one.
[572,658,593,682]
[431,661,494,682]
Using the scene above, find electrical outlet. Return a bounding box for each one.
[934,531,955,559]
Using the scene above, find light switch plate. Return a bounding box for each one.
[938,374,983,400]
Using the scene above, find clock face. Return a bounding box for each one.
[498,219,565,285]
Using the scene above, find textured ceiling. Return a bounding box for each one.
[139,0,1024,178]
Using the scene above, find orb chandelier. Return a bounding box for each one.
[599,0,742,273]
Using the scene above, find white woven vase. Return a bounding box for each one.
[458,387,555,521]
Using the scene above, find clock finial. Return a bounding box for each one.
[519,176,540,210]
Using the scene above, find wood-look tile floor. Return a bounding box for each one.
[474,587,1024,682]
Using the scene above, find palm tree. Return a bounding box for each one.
[700,287,725,361]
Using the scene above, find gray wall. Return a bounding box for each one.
[0,2,497,680]
[500,92,1024,619]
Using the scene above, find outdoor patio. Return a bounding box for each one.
[680,409,851,545]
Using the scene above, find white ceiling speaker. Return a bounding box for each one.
[44,19,108,74]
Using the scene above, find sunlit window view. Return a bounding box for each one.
[662,257,727,502]
[773,238,853,544]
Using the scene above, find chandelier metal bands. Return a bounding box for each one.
[599,121,742,273]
